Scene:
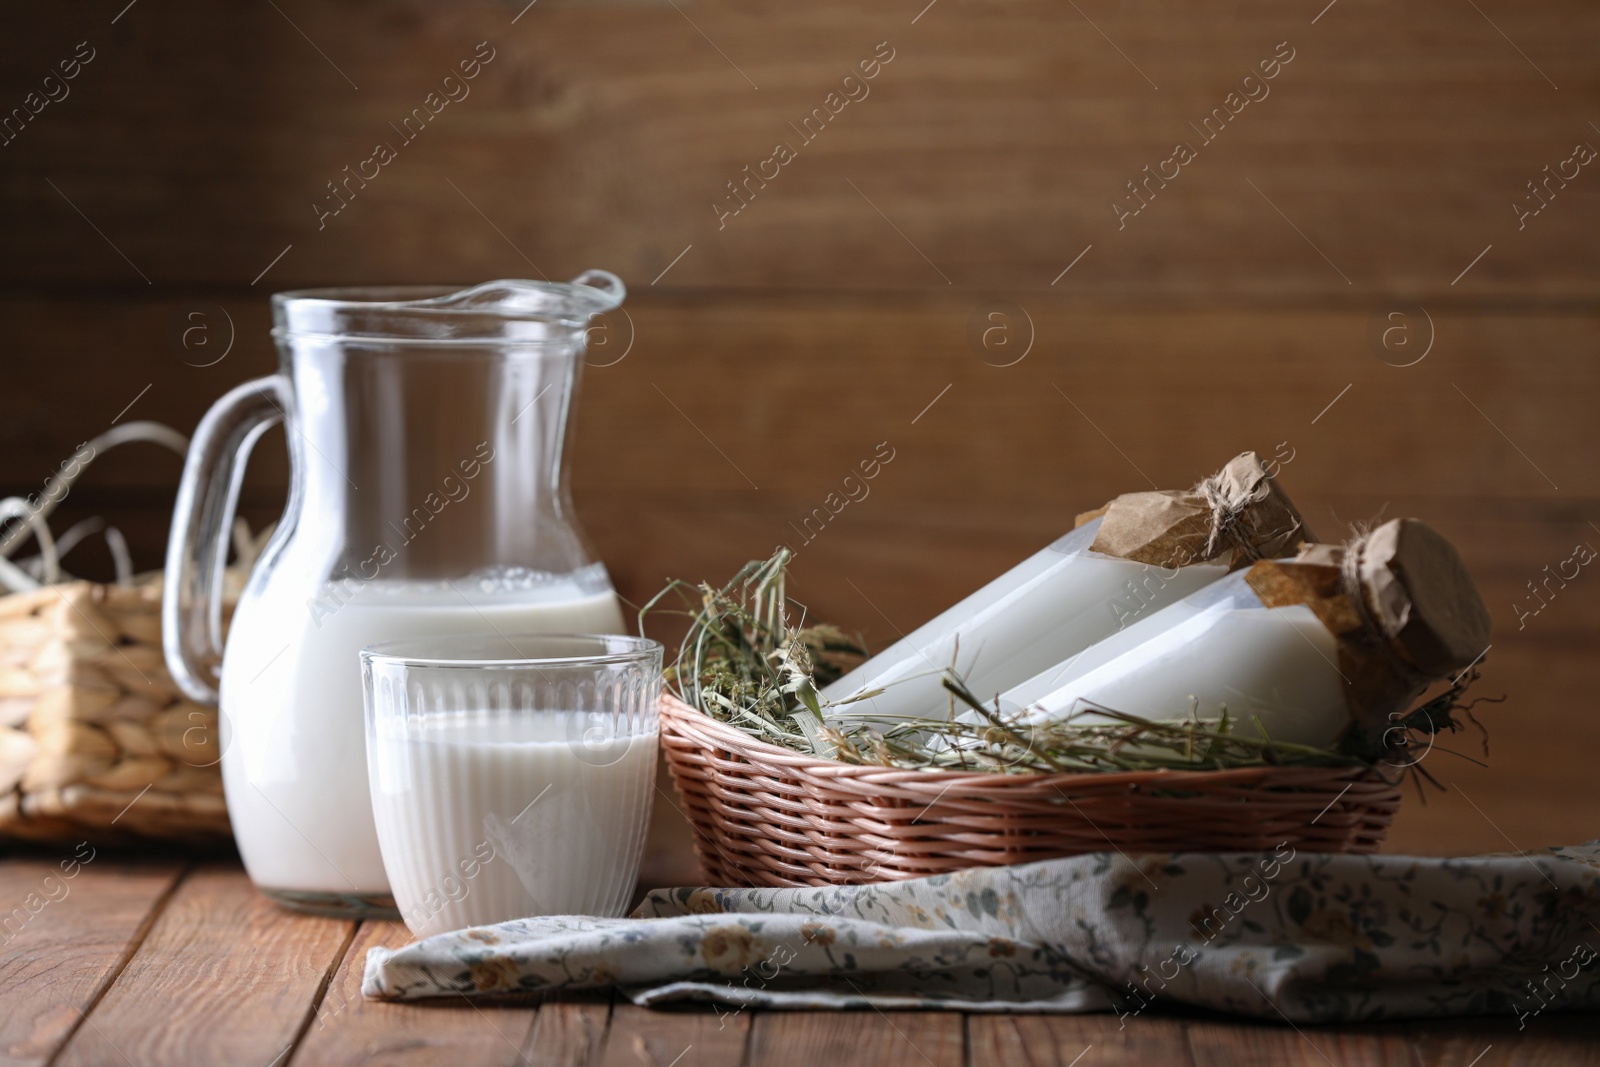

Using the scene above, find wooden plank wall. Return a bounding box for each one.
[2,0,1597,859]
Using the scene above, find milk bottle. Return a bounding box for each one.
[821,452,1313,723]
[1000,519,1492,752]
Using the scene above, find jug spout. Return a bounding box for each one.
[412,272,626,319]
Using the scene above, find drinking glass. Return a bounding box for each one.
[362,632,661,938]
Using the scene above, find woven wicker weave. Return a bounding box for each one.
[660,694,1403,888]
[0,578,232,844]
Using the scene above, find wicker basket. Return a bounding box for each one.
[0,578,232,844]
[660,694,1403,888]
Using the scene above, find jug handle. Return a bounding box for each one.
[162,375,290,704]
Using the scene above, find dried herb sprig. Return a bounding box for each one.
[818,674,1372,775]
[640,548,866,756]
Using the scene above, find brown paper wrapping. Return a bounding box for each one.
[1086,452,1314,569]
[1245,519,1492,744]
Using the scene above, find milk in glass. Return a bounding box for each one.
[368,713,656,937]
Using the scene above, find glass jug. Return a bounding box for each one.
[162,274,628,917]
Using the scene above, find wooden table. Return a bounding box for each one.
[2,854,1596,1067]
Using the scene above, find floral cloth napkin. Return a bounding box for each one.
[362,842,1600,1023]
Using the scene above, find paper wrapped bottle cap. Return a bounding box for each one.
[1087,451,1314,569]
[1349,519,1492,676]
[1250,518,1492,740]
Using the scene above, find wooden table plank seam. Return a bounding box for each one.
[39,862,192,1067]
[525,995,613,1066]
[47,864,357,1067]
[273,918,360,1067]
[458,984,556,1065]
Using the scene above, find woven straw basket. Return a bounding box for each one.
[660,694,1403,888]
[0,578,232,844]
